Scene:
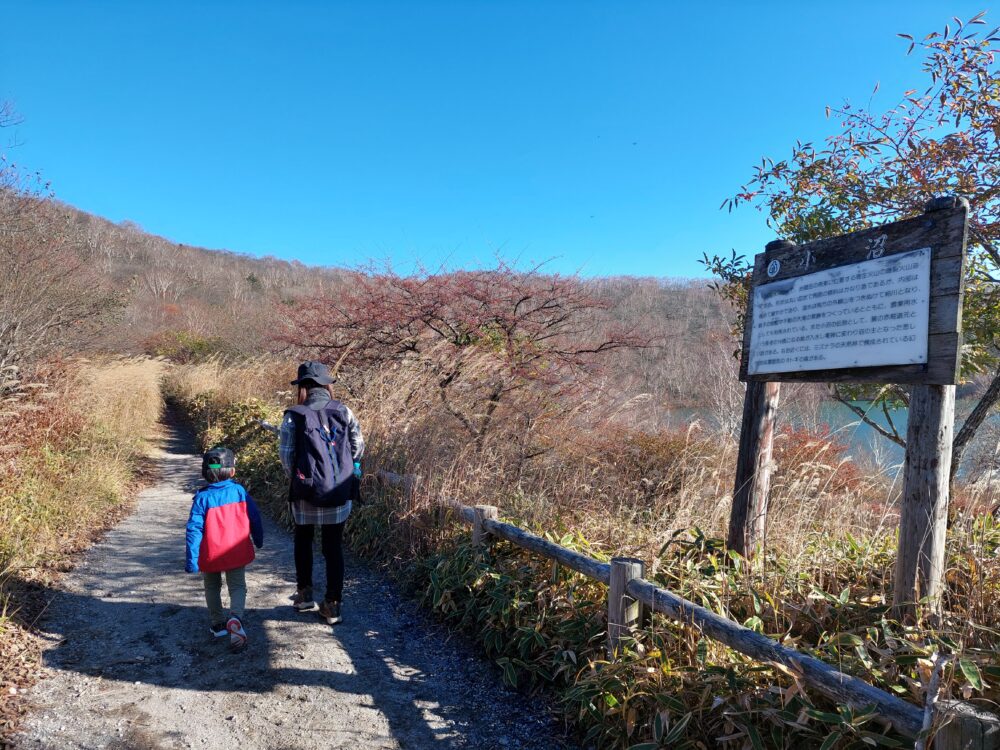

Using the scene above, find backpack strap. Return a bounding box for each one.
[316,405,333,437]
[284,404,310,424]
[317,401,347,430]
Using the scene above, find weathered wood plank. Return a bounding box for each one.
[728,380,779,555]
[626,577,925,738]
[749,204,968,287]
[482,518,612,584]
[608,557,644,656]
[893,384,955,619]
[929,256,966,298]
[747,331,962,385]
[929,295,962,335]
[933,700,1000,749]
[472,505,498,546]
[738,251,770,382]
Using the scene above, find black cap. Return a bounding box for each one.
[202,446,235,475]
[291,360,336,386]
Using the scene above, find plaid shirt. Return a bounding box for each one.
[279,393,365,526]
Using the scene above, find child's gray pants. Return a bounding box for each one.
[202,567,246,623]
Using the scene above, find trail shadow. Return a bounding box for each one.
[21,417,568,749]
[31,589,462,746]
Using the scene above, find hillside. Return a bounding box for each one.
[43,198,349,358]
[5,189,736,412]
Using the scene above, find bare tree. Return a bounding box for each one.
[0,103,119,386]
[0,195,117,380]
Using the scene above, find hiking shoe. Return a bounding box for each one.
[209,622,228,638]
[292,588,318,612]
[318,600,342,625]
[227,615,247,653]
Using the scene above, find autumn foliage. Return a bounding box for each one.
[284,261,650,451]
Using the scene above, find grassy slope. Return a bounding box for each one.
[0,358,165,741]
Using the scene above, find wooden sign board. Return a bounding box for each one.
[739,203,968,385]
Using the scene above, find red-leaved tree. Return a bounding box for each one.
[283,261,647,452]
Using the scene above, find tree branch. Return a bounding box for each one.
[971,226,1000,270]
[830,386,907,448]
[952,367,1000,478]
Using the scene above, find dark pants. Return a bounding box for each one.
[293,522,345,602]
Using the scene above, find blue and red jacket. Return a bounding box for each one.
[185,480,264,574]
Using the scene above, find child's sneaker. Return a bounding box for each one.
[292,587,318,612]
[227,615,247,653]
[209,622,228,638]
[318,600,342,625]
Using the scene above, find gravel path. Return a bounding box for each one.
[14,425,569,750]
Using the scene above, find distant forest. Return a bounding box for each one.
[2,188,739,419]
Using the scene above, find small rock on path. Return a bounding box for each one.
[14,424,570,750]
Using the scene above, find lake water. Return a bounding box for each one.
[815,401,908,468]
[668,398,997,475]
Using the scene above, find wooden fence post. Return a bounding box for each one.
[893,196,964,621]
[893,383,955,620]
[727,379,781,556]
[727,238,790,558]
[472,505,498,547]
[608,557,645,656]
[932,700,1000,749]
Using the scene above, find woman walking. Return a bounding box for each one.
[279,360,364,625]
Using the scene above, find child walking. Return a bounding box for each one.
[185,447,264,652]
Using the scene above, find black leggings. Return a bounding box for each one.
[293,522,345,602]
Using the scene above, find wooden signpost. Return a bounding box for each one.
[733,197,969,618]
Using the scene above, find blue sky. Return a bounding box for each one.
[0,2,991,278]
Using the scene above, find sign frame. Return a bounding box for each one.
[738,203,969,385]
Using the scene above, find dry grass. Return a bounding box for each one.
[79,357,166,446]
[161,355,290,409]
[329,355,898,564]
[0,358,165,575]
[165,357,1000,748]
[0,357,164,742]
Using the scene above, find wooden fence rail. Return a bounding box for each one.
[461,499,923,739]
[374,473,1000,747]
[253,419,998,746]
[626,575,923,737]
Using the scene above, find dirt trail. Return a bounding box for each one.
[14,424,567,750]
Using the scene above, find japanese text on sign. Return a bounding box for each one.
[748,248,931,375]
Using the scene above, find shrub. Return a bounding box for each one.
[143,330,233,363]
